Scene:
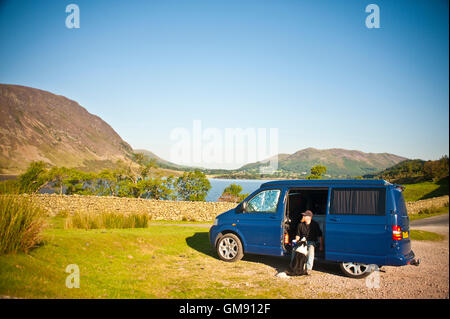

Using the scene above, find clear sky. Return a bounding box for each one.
[0,0,448,168]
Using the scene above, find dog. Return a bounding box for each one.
[287,237,308,276]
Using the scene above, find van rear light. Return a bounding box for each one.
[284,233,289,244]
[393,225,402,240]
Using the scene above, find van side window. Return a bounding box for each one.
[246,189,281,213]
[330,188,386,216]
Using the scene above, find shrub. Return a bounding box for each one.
[0,195,46,255]
[219,183,249,203]
[64,211,151,229]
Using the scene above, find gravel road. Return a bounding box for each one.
[274,216,449,299]
[157,218,449,298]
[410,214,449,234]
[289,237,449,299]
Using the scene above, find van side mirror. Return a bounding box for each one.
[239,201,247,213]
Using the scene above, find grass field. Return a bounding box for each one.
[402,178,448,202]
[1,213,446,299]
[409,229,446,241]
[0,217,304,299]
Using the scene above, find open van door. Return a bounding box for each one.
[236,188,285,256]
[325,186,390,265]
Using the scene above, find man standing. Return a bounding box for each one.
[294,210,323,275]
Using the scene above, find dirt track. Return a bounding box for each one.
[159,219,449,298]
[270,217,449,299]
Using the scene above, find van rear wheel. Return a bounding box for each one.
[339,262,373,278]
[216,233,244,262]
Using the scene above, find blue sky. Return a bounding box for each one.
[0,0,448,168]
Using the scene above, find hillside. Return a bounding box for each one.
[0,84,134,174]
[237,147,408,178]
[366,157,449,184]
[133,149,185,169]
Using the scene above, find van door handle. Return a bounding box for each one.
[329,217,340,222]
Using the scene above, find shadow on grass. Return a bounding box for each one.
[420,177,449,200]
[185,232,344,277]
[185,232,216,258]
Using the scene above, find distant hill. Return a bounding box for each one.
[0,84,134,174]
[237,147,408,178]
[133,149,182,169]
[367,157,449,184]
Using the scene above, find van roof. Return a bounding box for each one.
[261,179,391,188]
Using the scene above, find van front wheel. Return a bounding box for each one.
[216,234,244,262]
[339,262,373,278]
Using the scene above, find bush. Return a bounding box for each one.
[219,183,249,203]
[0,195,46,255]
[64,211,151,229]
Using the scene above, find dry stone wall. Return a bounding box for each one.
[405,195,449,215]
[21,194,237,221]
[16,194,450,221]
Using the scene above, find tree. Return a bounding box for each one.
[219,183,249,202]
[176,170,211,201]
[306,165,327,180]
[64,169,97,195]
[424,156,449,181]
[18,161,49,193]
[138,177,175,200]
[46,166,70,195]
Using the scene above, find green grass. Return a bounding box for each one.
[1,203,446,298]
[402,178,448,202]
[0,218,329,299]
[409,229,446,241]
[148,220,213,225]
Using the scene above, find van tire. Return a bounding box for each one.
[216,233,244,262]
[339,262,373,278]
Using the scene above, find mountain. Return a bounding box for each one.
[133,149,183,169]
[0,84,134,174]
[238,147,408,178]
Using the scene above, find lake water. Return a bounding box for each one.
[40,178,271,202]
[206,178,272,202]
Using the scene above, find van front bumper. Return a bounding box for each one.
[209,225,218,248]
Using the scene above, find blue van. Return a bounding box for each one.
[209,179,420,278]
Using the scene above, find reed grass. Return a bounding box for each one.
[0,195,46,255]
[64,211,151,229]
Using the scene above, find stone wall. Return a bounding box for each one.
[405,195,449,215]
[16,193,450,221]
[21,194,237,221]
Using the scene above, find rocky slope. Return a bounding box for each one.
[0,84,134,174]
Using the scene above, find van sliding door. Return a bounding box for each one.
[325,187,389,265]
